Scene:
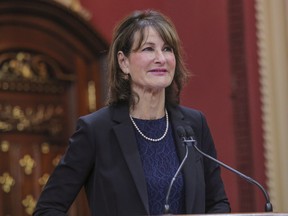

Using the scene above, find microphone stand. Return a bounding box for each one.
[185,137,273,212]
[163,139,189,214]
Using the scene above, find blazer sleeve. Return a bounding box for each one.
[199,112,231,213]
[33,117,96,216]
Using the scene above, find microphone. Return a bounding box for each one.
[163,126,191,214]
[183,125,273,212]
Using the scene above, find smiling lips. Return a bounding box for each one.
[148,68,168,75]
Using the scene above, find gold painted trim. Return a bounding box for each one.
[88,80,96,112]
[0,140,10,152]
[22,195,36,215]
[0,172,15,193]
[52,154,62,167]
[0,103,64,135]
[19,154,36,175]
[255,0,288,212]
[53,0,91,20]
[38,173,50,188]
[41,142,50,154]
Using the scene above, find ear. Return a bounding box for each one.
[117,51,130,74]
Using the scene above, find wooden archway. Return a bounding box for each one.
[0,0,108,215]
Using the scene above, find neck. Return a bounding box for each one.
[130,89,165,120]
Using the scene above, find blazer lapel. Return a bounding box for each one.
[111,104,149,214]
[167,105,198,213]
[110,104,198,214]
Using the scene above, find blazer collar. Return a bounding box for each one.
[111,103,150,213]
[111,103,197,214]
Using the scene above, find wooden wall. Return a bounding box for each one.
[0,0,107,215]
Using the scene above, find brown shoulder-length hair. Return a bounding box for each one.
[106,10,190,107]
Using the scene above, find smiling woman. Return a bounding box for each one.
[107,10,189,111]
[117,27,176,118]
[33,10,230,216]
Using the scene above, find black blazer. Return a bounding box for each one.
[33,103,230,216]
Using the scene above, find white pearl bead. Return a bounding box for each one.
[130,110,169,142]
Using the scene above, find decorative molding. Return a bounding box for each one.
[255,0,288,212]
[38,173,50,188]
[0,140,10,152]
[53,0,91,20]
[41,142,50,154]
[0,103,64,136]
[88,80,96,112]
[19,154,36,175]
[52,154,62,166]
[0,51,74,93]
[0,172,15,193]
[22,195,36,215]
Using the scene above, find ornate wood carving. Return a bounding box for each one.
[0,51,74,93]
[0,103,64,135]
[0,172,15,193]
[0,0,108,215]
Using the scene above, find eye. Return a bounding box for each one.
[142,46,154,51]
[163,46,173,52]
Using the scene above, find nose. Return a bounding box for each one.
[154,50,166,63]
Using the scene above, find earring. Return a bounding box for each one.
[124,73,129,80]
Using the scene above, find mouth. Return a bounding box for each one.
[148,69,168,74]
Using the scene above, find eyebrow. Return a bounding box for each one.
[142,41,168,47]
[142,41,155,46]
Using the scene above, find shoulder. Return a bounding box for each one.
[177,105,203,116]
[77,103,129,126]
[170,104,207,122]
[168,104,211,139]
[80,106,111,123]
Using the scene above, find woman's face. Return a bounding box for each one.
[118,27,176,94]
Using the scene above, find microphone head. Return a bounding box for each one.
[184,126,195,137]
[176,126,186,138]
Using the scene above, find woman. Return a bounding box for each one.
[33,10,230,216]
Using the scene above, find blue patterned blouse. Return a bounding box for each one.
[132,116,185,215]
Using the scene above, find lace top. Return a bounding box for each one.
[132,116,185,215]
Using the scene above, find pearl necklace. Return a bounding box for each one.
[129,109,169,142]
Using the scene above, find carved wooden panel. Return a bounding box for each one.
[0,0,108,215]
[0,51,90,215]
